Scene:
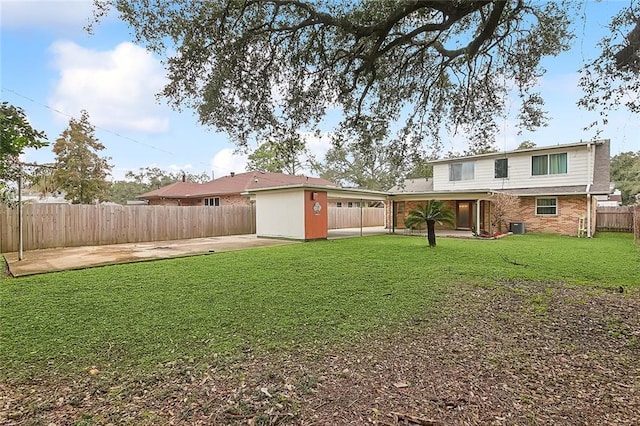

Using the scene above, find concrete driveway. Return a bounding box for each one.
[3,235,298,277]
[3,227,390,277]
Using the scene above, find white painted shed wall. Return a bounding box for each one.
[433,146,591,191]
[255,190,305,239]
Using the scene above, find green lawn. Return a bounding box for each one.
[1,233,638,382]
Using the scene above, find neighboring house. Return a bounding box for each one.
[595,188,623,207]
[21,189,70,204]
[137,171,339,206]
[387,140,611,237]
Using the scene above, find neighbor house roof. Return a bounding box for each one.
[388,178,433,194]
[137,182,205,199]
[138,171,339,200]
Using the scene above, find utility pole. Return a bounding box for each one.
[17,164,23,260]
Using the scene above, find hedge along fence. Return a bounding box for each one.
[0,204,255,252]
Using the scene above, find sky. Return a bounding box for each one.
[1,0,639,182]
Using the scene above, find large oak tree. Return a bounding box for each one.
[92,0,639,155]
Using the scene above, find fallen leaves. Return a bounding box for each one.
[2,281,640,425]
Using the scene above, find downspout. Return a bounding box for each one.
[586,142,593,238]
[360,199,363,237]
[586,184,592,238]
[391,200,396,234]
[476,199,481,233]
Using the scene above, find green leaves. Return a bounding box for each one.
[610,151,640,205]
[52,111,113,204]
[92,1,576,151]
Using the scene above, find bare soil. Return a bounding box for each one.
[2,281,639,425]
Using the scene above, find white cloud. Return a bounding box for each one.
[48,41,170,133]
[210,149,248,178]
[302,131,333,160]
[0,0,96,32]
[168,163,193,171]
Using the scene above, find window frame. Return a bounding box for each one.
[494,158,508,179]
[336,202,343,208]
[535,197,558,216]
[204,197,220,207]
[531,153,568,176]
[449,161,475,181]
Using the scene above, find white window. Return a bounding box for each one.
[536,197,557,215]
[449,162,475,181]
[204,197,220,207]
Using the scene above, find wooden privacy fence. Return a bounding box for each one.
[596,206,635,232]
[328,207,384,229]
[634,206,640,242]
[0,204,255,252]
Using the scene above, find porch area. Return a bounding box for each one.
[388,196,495,235]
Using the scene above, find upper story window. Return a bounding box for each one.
[532,153,567,176]
[449,162,475,181]
[204,197,220,206]
[494,158,508,178]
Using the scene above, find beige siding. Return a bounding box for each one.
[255,190,305,239]
[433,146,591,191]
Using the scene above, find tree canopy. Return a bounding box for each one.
[610,151,640,204]
[109,166,211,204]
[92,0,639,155]
[52,111,113,204]
[246,134,318,174]
[0,102,48,162]
[0,102,48,204]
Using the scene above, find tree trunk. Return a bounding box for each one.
[426,219,436,247]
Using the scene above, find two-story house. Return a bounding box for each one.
[387,140,610,237]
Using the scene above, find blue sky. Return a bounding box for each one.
[1,0,639,181]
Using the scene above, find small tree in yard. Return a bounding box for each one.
[52,111,112,204]
[404,200,455,248]
[490,192,519,234]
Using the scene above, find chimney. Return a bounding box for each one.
[230,172,235,177]
[181,172,186,182]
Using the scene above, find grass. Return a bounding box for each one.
[1,232,638,382]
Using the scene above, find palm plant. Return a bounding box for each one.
[404,200,455,247]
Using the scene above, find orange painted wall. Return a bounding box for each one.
[304,190,328,240]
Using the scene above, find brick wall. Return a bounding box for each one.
[386,200,457,230]
[387,196,591,236]
[198,194,250,207]
[148,198,181,206]
[148,194,251,207]
[506,195,588,236]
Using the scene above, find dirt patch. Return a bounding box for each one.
[2,281,639,425]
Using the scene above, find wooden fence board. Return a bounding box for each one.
[0,204,257,252]
[327,207,385,229]
[596,206,634,232]
[0,204,386,252]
